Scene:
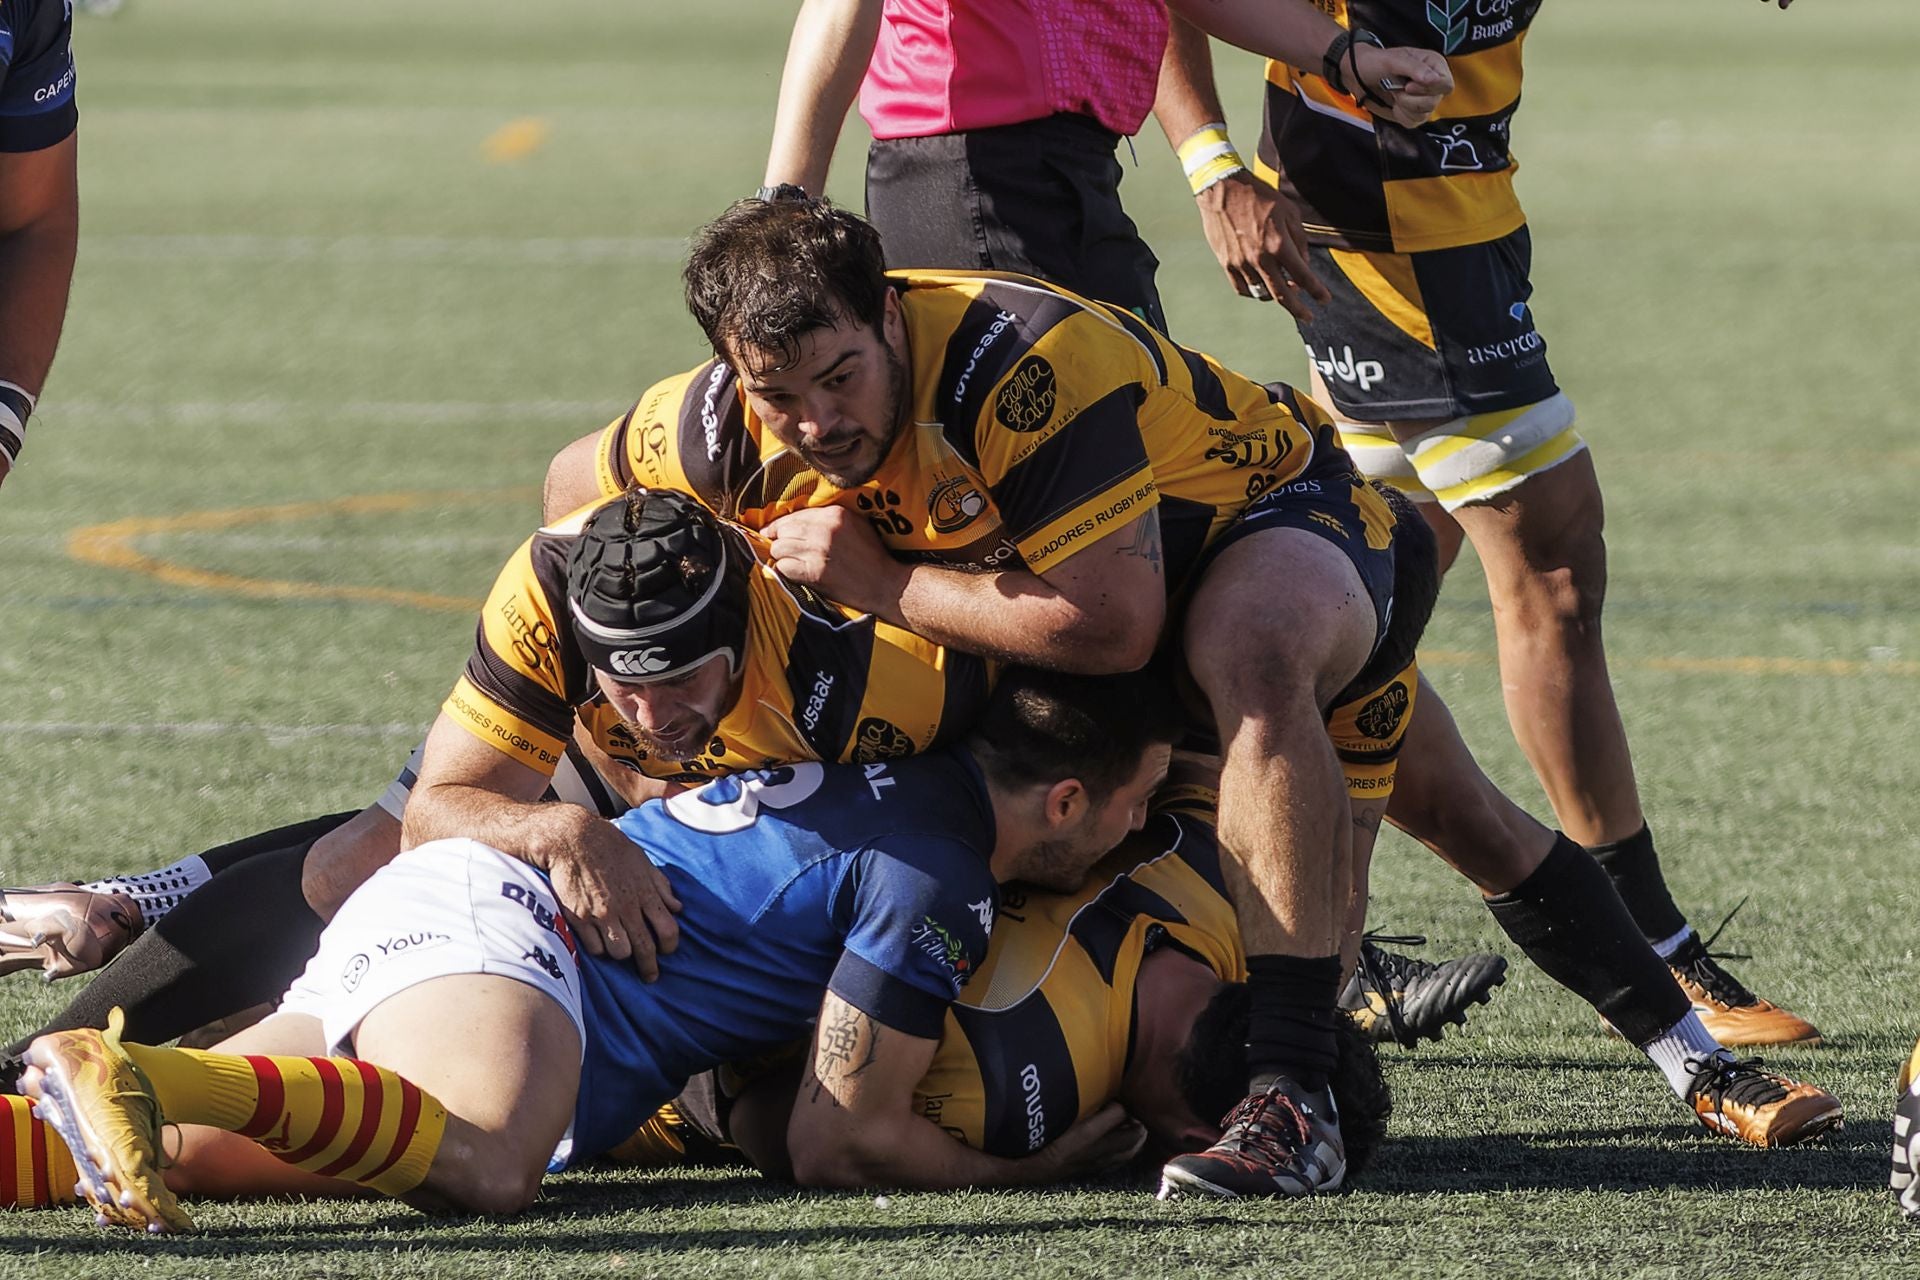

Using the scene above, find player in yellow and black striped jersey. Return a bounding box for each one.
[1166,3,1823,1055]
[445,493,991,788]
[593,267,1333,593]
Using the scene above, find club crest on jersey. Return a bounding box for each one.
[927,474,987,533]
[852,717,915,762]
[1356,681,1411,740]
[993,356,1057,434]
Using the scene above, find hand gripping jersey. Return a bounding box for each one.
[910,788,1241,1156]
[571,753,999,1159]
[1255,0,1542,253]
[442,503,992,785]
[0,0,76,153]
[595,271,1326,592]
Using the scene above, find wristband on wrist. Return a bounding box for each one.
[754,183,809,203]
[1177,123,1247,196]
[0,381,34,468]
[1322,28,1394,110]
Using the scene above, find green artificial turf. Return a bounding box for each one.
[1,1,1915,1273]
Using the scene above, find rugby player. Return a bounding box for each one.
[0,0,80,492]
[0,485,998,1065]
[19,664,1179,1233]
[1157,1,1818,1047]
[593,765,1839,1192]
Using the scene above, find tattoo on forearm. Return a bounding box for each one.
[1121,513,1163,572]
[810,1004,881,1104]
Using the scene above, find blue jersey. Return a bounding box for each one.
[0,0,75,152]
[569,749,1000,1160]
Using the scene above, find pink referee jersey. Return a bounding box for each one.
[859,0,1168,140]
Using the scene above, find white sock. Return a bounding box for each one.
[80,854,212,926]
[1641,1011,1729,1099]
[1650,925,1695,961]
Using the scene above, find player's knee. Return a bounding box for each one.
[445,1161,544,1216]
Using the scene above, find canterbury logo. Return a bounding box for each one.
[607,647,671,677]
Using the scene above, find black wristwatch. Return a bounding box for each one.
[754,183,810,203]
[1322,27,1392,107]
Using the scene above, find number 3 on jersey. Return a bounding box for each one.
[663,763,828,834]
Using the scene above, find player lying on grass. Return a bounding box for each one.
[16,664,1179,1233]
[1,758,1831,1220]
[616,766,1394,1188]
[611,765,1837,1198]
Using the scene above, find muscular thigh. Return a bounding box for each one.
[1183,526,1378,713]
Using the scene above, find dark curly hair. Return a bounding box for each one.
[683,198,892,370]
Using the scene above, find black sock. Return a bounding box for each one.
[1245,953,1342,1092]
[1586,823,1690,945]
[1485,834,1689,1045]
[5,841,325,1058]
[198,810,356,875]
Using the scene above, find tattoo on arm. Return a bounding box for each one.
[810,1003,881,1104]
[1121,511,1163,573]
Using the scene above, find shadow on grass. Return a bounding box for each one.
[2,1124,1890,1256]
[1364,1122,1886,1194]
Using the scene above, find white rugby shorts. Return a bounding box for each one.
[279,838,587,1060]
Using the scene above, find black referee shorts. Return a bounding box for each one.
[865,112,1169,333]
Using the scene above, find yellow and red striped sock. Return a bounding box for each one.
[1,1095,78,1208]
[119,1043,446,1196]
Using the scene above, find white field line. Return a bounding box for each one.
[0,720,424,741]
[82,234,689,263]
[43,399,614,426]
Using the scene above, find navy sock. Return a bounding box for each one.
[1245,953,1342,1092]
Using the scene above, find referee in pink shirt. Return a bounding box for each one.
[762,0,1446,332]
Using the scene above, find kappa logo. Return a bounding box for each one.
[523,944,566,983]
[970,897,995,930]
[993,356,1057,434]
[340,953,370,993]
[1356,681,1411,740]
[852,716,914,763]
[607,646,671,677]
[927,474,988,534]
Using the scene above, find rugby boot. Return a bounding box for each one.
[21,1008,194,1233]
[1339,932,1507,1047]
[1665,930,1821,1047]
[1892,1060,1920,1219]
[0,884,143,980]
[1157,1076,1345,1199]
[1684,1054,1842,1148]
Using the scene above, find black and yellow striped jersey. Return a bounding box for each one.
[442,502,993,785]
[1255,0,1542,253]
[595,271,1326,592]
[910,793,1243,1157]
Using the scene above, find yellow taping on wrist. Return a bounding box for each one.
[1177,123,1246,196]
